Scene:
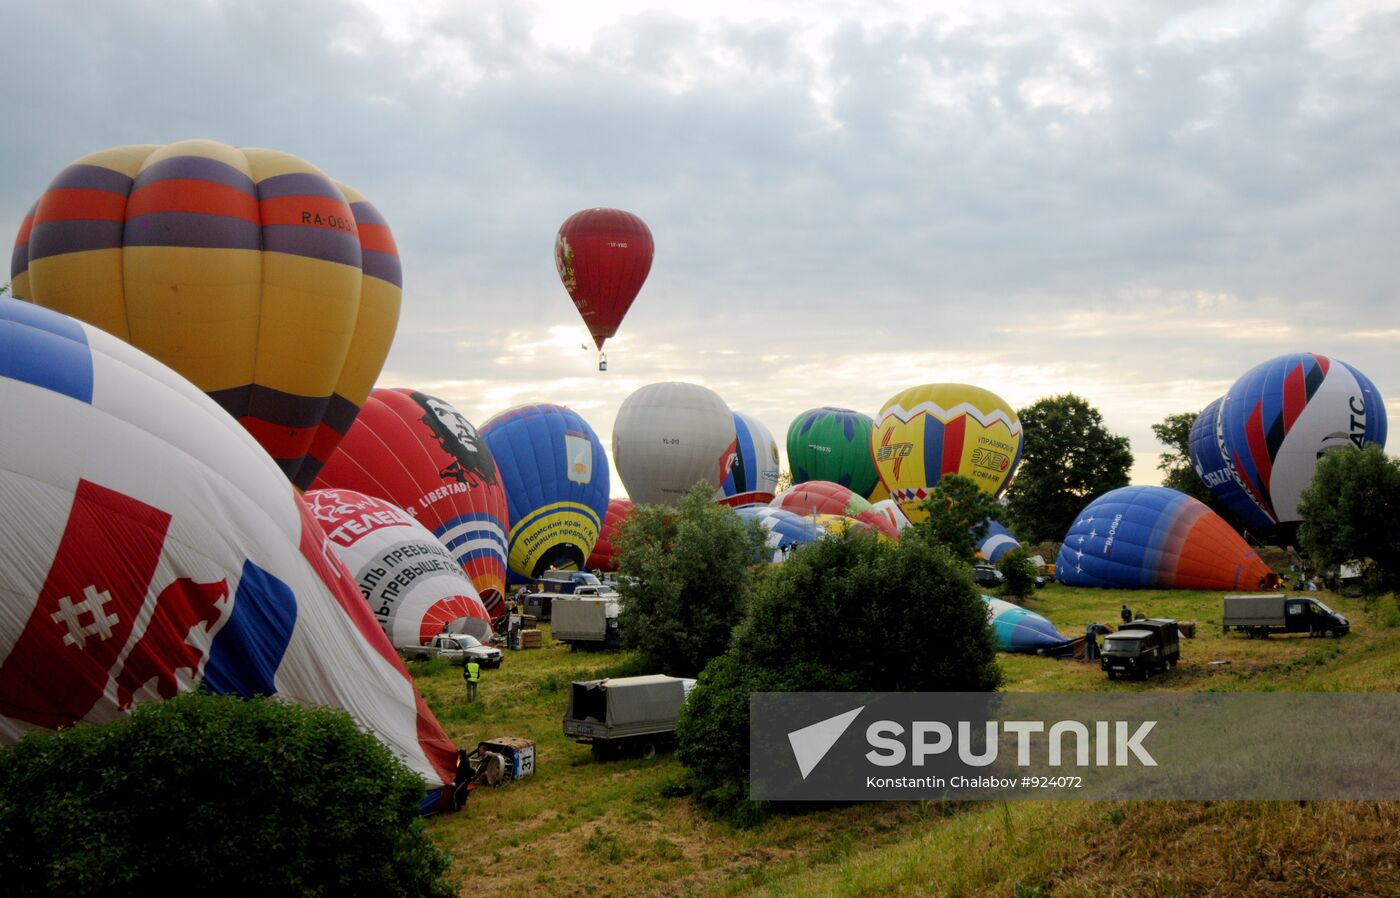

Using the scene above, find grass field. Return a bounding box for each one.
[414,584,1400,898]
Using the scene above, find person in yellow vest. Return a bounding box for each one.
[464,659,481,702]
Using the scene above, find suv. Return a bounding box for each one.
[971,564,1004,589]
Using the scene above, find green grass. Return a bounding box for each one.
[420,589,1400,898]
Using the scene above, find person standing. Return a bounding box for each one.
[464,659,481,702]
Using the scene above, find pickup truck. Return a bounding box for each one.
[1222,593,1349,638]
[399,633,503,667]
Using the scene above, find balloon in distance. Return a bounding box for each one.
[716,411,781,507]
[586,498,635,573]
[304,488,494,643]
[1055,486,1271,590]
[871,384,1023,523]
[0,300,456,802]
[733,505,824,564]
[11,139,402,490]
[554,207,653,351]
[769,480,900,540]
[786,407,881,499]
[314,388,510,620]
[481,403,610,580]
[613,382,735,506]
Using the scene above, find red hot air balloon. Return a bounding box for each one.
[554,208,653,367]
[586,498,635,573]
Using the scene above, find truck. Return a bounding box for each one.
[562,674,696,759]
[398,633,503,668]
[1101,618,1179,680]
[550,595,622,649]
[1222,593,1349,639]
[524,570,616,620]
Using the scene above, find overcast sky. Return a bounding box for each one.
[4,0,1397,495]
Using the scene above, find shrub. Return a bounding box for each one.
[0,692,454,898]
[998,548,1039,597]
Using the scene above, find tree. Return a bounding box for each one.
[675,531,1002,822]
[1297,445,1400,601]
[905,473,1005,563]
[0,692,454,898]
[1005,394,1133,544]
[773,470,792,496]
[1151,412,1214,505]
[616,481,767,677]
[997,547,1039,598]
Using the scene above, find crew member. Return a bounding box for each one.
[464,659,481,702]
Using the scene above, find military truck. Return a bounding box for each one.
[1223,593,1349,639]
[550,595,623,649]
[563,674,696,759]
[1101,618,1179,680]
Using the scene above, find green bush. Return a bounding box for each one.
[998,548,1039,597]
[676,531,1003,822]
[0,692,454,898]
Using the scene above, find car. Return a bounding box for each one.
[971,564,1004,589]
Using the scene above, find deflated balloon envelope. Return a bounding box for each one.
[982,597,1073,655]
[0,299,455,802]
[733,505,823,564]
[977,519,1022,563]
[770,480,900,540]
[304,488,493,643]
[1055,486,1271,590]
[10,139,402,490]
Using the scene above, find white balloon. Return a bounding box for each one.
[613,382,736,505]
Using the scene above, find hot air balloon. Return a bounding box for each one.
[554,207,653,369]
[313,388,509,620]
[977,519,1022,563]
[770,480,900,540]
[10,140,401,490]
[1055,486,1272,590]
[613,382,736,506]
[1187,396,1278,536]
[1202,353,1388,542]
[786,407,881,498]
[733,505,824,563]
[717,411,781,507]
[480,403,610,580]
[982,597,1073,654]
[0,299,457,808]
[871,384,1023,523]
[871,498,912,534]
[586,498,635,573]
[304,488,494,643]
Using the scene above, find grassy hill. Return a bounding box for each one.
[416,585,1400,897]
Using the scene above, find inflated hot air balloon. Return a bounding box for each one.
[733,505,824,563]
[977,519,1022,563]
[10,140,401,490]
[717,412,781,507]
[0,300,457,809]
[554,207,653,368]
[1188,396,1278,536]
[304,488,493,643]
[1203,353,1387,541]
[872,498,911,534]
[313,388,509,620]
[480,404,610,580]
[613,382,736,506]
[1055,486,1272,590]
[770,480,900,540]
[586,498,635,572]
[787,407,880,498]
[872,384,1023,523]
[982,597,1074,655]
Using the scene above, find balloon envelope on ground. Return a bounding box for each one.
[871,498,911,534]
[1055,486,1272,590]
[733,505,823,563]
[787,407,881,498]
[872,384,1023,523]
[613,382,735,506]
[313,388,509,620]
[586,498,635,572]
[977,519,1021,563]
[11,139,402,490]
[481,403,610,580]
[982,597,1074,655]
[770,480,900,540]
[717,411,780,507]
[305,488,493,643]
[0,300,456,805]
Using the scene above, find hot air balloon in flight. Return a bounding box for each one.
[586,498,635,572]
[786,407,881,498]
[0,300,457,808]
[1188,396,1279,536]
[717,412,781,507]
[982,597,1073,655]
[613,382,736,506]
[10,140,401,490]
[554,207,653,370]
[304,488,494,643]
[871,384,1023,523]
[1055,486,1272,590]
[733,505,824,563]
[770,480,900,540]
[1197,353,1387,542]
[480,403,610,580]
[977,519,1022,563]
[313,388,510,620]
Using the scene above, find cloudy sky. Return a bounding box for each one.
[4,0,1397,495]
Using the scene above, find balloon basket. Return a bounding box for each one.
[598,353,608,372]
